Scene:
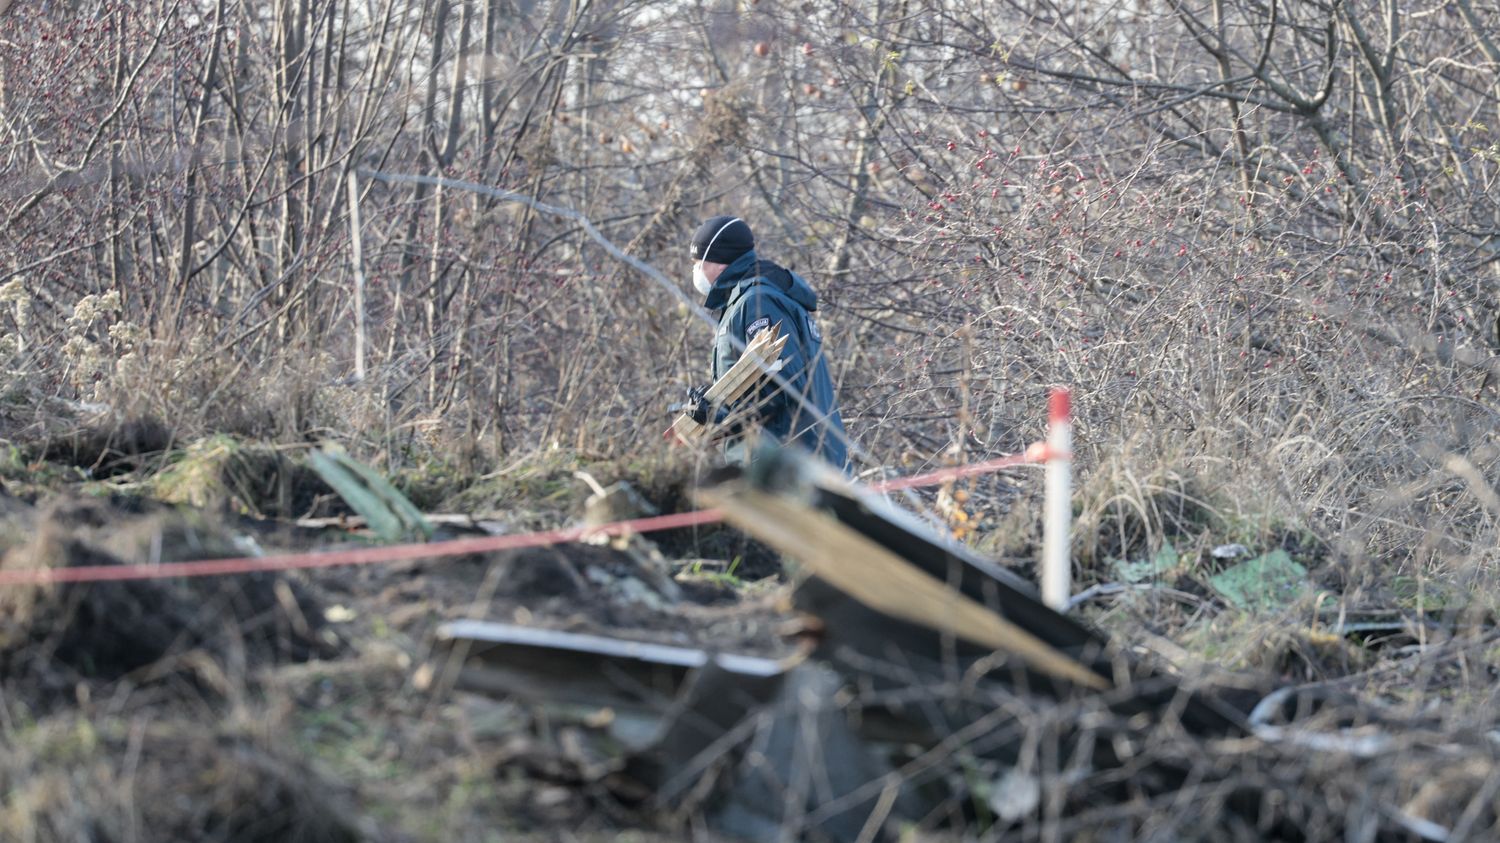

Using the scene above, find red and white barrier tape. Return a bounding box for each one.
[0,388,1076,591]
[869,452,1036,492]
[0,509,721,587]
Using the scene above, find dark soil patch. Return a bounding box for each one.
[39,414,174,478]
[649,522,785,581]
[0,496,340,709]
[572,461,788,582]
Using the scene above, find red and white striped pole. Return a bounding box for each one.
[1042,387,1073,611]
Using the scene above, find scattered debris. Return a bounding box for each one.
[1112,540,1181,583]
[308,446,433,541]
[1210,548,1310,611]
[428,445,1499,841]
[6,438,1497,841]
[577,471,661,525]
[427,620,789,747]
[293,512,512,535]
[576,477,681,603]
[1212,542,1250,559]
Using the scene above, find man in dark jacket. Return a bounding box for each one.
[686,215,850,471]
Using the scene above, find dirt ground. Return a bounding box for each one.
[0,466,800,843]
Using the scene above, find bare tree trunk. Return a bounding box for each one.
[273,0,309,345]
[1211,0,1257,215]
[826,0,908,278]
[170,0,228,332]
[347,170,368,381]
[396,0,452,313]
[426,0,472,403]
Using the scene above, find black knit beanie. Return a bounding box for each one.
[690,215,754,264]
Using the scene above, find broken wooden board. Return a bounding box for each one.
[699,483,1111,691]
[428,620,792,750]
[295,512,509,535]
[696,445,1259,738]
[668,325,789,444]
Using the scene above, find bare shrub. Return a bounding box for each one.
[0,0,1495,596]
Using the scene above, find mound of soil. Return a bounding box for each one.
[0,496,340,708]
[40,414,174,479]
[151,436,341,519]
[579,470,785,582]
[649,524,784,581]
[0,714,368,843]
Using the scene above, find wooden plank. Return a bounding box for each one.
[705,327,787,404]
[436,620,787,679]
[667,358,786,444]
[697,482,1112,690]
[667,325,788,444]
[698,447,1259,737]
[425,620,793,753]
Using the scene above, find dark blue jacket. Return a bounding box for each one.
[703,250,849,471]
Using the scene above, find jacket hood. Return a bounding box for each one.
[703,250,819,312]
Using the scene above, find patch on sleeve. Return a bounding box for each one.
[746,316,772,339]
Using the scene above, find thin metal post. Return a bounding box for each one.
[1042,387,1073,611]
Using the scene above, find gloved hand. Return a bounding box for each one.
[685,385,712,425]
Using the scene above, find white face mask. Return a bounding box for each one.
[691,216,742,298]
[693,261,713,296]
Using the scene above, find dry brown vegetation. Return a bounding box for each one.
[3,0,1500,840]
